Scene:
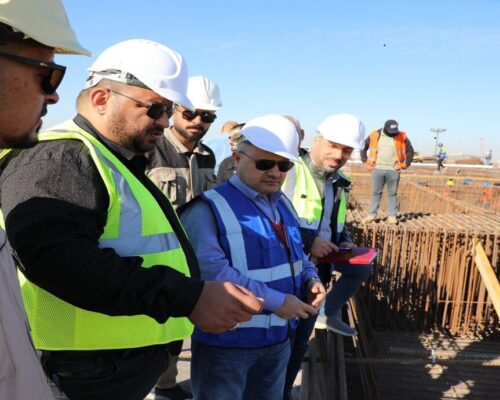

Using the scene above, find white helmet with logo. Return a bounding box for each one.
[85,39,193,110]
[0,0,90,55]
[240,115,299,161]
[316,113,365,149]
[187,75,222,111]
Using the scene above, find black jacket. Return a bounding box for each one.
[0,115,204,324]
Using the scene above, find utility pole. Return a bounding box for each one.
[431,128,446,155]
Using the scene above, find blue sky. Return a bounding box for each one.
[48,0,500,159]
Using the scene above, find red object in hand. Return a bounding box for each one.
[319,247,378,265]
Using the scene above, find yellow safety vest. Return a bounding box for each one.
[1,120,193,350]
[282,159,348,241]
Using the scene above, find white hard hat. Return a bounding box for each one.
[0,0,90,55]
[187,75,222,111]
[85,39,193,110]
[316,113,365,149]
[240,115,299,161]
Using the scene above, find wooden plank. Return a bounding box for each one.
[473,240,500,317]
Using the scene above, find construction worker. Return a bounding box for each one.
[147,75,220,208]
[0,39,261,399]
[482,182,493,209]
[146,75,221,399]
[180,115,325,400]
[437,142,447,171]
[361,119,414,224]
[216,122,246,183]
[282,114,372,399]
[0,1,89,398]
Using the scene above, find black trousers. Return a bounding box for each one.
[41,345,169,400]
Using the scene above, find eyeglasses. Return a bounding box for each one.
[108,89,174,120]
[0,50,66,94]
[239,151,294,172]
[179,109,217,124]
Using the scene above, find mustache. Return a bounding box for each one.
[40,104,48,118]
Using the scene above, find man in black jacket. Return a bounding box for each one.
[0,39,261,400]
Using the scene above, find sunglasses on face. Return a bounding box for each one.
[239,151,294,172]
[0,50,66,95]
[179,109,217,124]
[108,89,174,120]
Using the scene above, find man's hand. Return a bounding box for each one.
[364,163,374,172]
[275,294,318,320]
[310,237,338,259]
[189,281,263,333]
[307,280,326,309]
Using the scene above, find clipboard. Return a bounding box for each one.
[319,247,378,265]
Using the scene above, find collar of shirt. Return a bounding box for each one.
[228,174,283,222]
[74,114,148,173]
[164,127,212,157]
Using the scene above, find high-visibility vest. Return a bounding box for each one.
[366,130,408,169]
[282,159,348,243]
[0,120,193,350]
[191,183,303,348]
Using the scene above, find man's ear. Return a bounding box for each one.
[89,87,111,115]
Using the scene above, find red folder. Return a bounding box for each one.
[319,247,378,265]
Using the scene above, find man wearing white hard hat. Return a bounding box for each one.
[180,115,325,400]
[147,75,221,399]
[147,75,220,209]
[0,0,89,398]
[282,114,373,399]
[0,39,262,399]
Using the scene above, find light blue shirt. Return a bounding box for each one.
[180,174,319,312]
[202,136,232,173]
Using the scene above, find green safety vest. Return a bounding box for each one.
[282,158,348,242]
[0,120,193,350]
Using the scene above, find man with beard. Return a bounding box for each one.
[0,1,89,399]
[0,40,262,399]
[281,114,372,399]
[147,75,220,211]
[360,119,414,224]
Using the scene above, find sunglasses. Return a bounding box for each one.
[0,50,66,94]
[108,89,174,120]
[240,151,294,172]
[180,109,217,124]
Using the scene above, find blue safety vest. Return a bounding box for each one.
[192,183,304,348]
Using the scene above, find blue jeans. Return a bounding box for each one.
[369,168,401,217]
[284,263,372,398]
[191,339,290,400]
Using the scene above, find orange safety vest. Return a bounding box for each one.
[366,130,408,169]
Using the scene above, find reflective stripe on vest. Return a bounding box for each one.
[203,190,302,284]
[11,120,193,350]
[282,159,322,232]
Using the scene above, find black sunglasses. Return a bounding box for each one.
[0,50,66,94]
[108,89,174,120]
[180,109,217,123]
[240,151,294,172]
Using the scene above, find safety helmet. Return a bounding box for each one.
[438,143,443,147]
[240,115,299,161]
[86,39,193,110]
[187,75,222,111]
[0,0,90,55]
[316,113,365,149]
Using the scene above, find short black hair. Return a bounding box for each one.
[0,22,25,45]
